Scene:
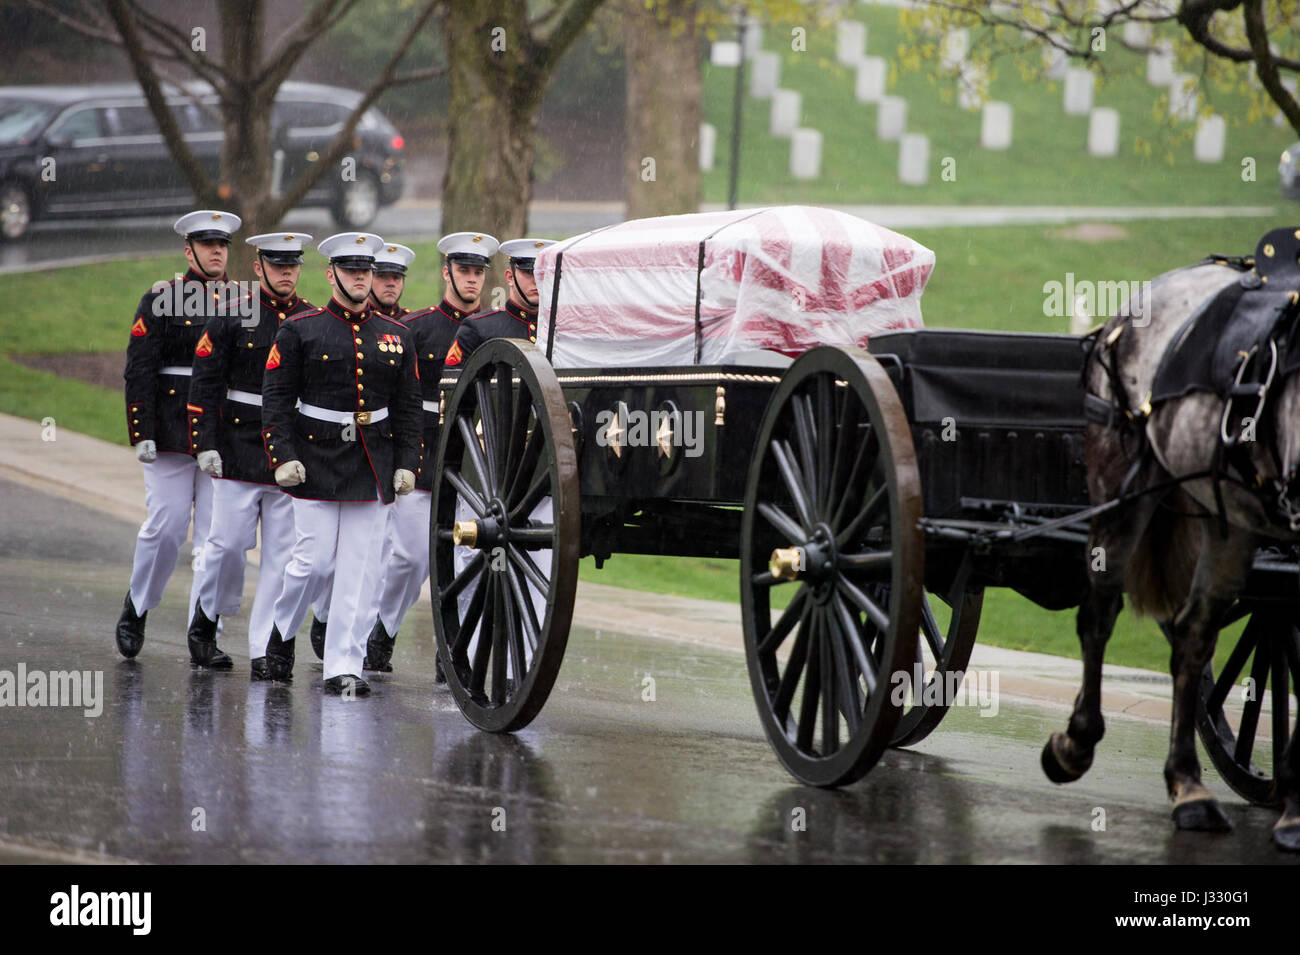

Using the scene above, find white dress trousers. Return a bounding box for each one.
[375,488,431,636]
[309,501,395,631]
[128,453,213,616]
[193,478,296,657]
[273,496,390,680]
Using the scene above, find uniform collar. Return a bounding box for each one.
[437,298,472,322]
[372,300,406,319]
[326,297,369,323]
[260,287,299,312]
[184,267,227,283]
[504,298,535,325]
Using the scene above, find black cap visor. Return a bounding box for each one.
[447,253,491,268]
[373,264,408,275]
[259,251,304,265]
[330,255,376,269]
[186,230,232,243]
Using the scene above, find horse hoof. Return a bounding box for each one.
[1172,798,1233,832]
[1040,734,1087,784]
[1273,823,1300,852]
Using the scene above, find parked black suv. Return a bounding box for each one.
[0,81,405,241]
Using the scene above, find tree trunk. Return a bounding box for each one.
[623,0,700,220]
[441,0,542,243]
[218,0,271,280]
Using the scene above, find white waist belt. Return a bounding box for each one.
[422,399,439,413]
[298,402,388,425]
[226,389,262,406]
[159,366,192,376]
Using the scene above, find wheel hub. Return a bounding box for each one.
[454,498,511,553]
[769,523,838,602]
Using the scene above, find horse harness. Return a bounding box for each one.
[1084,226,1300,533]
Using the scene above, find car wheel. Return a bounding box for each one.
[332,170,380,230]
[0,182,32,242]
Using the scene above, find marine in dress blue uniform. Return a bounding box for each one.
[308,241,417,658]
[259,232,422,695]
[443,238,555,368]
[186,232,315,677]
[114,209,242,664]
[368,242,415,320]
[364,231,499,675]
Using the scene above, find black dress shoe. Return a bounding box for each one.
[362,619,395,672]
[324,674,371,697]
[187,600,233,669]
[309,616,327,660]
[114,592,147,658]
[249,657,269,681]
[265,626,294,683]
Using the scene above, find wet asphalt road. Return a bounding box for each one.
[0,476,1294,864]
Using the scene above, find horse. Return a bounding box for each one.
[1039,241,1300,851]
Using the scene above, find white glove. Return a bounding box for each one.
[197,450,223,477]
[394,469,415,495]
[135,439,157,463]
[275,460,306,487]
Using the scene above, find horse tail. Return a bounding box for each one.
[1124,491,1200,621]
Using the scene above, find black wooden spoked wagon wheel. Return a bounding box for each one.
[1195,599,1299,807]
[430,339,580,733]
[741,346,924,787]
[891,566,984,748]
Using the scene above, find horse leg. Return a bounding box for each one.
[1165,524,1256,832]
[1041,490,1163,784]
[1275,732,1300,850]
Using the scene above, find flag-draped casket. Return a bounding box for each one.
[534,206,934,367]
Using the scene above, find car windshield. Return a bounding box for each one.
[0,99,56,144]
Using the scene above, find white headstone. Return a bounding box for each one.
[1064,67,1094,115]
[750,51,781,100]
[1122,21,1151,47]
[837,21,867,66]
[742,19,762,60]
[877,96,907,140]
[855,56,887,103]
[981,101,1013,150]
[898,133,929,185]
[1194,114,1225,162]
[790,128,823,180]
[1147,43,1174,86]
[710,41,741,68]
[941,28,969,70]
[1044,45,1068,80]
[699,122,717,172]
[1169,74,1197,121]
[770,88,802,137]
[958,62,987,111]
[1087,107,1120,157]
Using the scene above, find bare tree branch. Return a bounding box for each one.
[534,0,606,75]
[255,0,364,92]
[26,0,188,61]
[1243,0,1300,133]
[103,0,219,201]
[123,0,232,89]
[263,0,443,222]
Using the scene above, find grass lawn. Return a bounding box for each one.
[702,5,1297,207]
[0,216,1280,673]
